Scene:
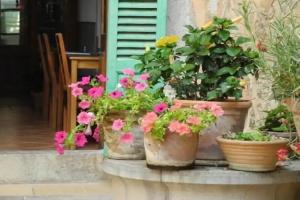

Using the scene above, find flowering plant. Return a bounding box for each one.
[141,101,224,141]
[54,69,164,154]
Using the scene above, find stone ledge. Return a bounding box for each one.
[103,159,300,185]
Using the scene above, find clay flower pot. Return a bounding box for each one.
[217,136,288,172]
[174,99,252,160]
[144,131,199,169]
[102,111,145,160]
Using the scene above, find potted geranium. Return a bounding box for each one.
[135,17,260,159]
[54,69,163,159]
[141,101,223,169]
[217,130,288,171]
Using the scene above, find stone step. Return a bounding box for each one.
[0,196,111,200]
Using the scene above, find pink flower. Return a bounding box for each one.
[97,74,108,82]
[77,111,95,125]
[168,121,181,133]
[153,102,168,113]
[277,148,289,161]
[140,73,150,81]
[122,68,135,76]
[68,82,79,89]
[55,143,64,155]
[78,100,91,109]
[177,123,191,135]
[296,143,300,151]
[54,131,67,144]
[80,76,90,85]
[141,112,158,133]
[112,119,124,131]
[88,86,104,99]
[194,102,224,117]
[187,116,201,125]
[119,77,129,88]
[71,87,83,97]
[135,82,148,92]
[75,133,87,147]
[120,132,134,144]
[171,101,182,110]
[93,127,100,142]
[109,90,123,99]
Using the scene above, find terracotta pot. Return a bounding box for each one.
[217,136,288,172]
[144,131,199,169]
[267,131,296,139]
[102,111,145,160]
[174,99,252,160]
[282,98,300,138]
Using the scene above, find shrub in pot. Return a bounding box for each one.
[141,101,223,169]
[54,69,163,159]
[217,130,288,171]
[135,17,260,159]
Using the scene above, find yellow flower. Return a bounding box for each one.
[239,79,247,87]
[155,35,179,48]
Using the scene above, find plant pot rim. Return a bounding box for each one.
[174,99,252,109]
[216,136,288,145]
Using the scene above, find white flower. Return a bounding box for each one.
[163,84,177,100]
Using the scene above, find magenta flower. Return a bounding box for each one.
[119,77,129,88]
[68,82,79,89]
[93,127,100,142]
[135,82,148,92]
[119,132,134,144]
[55,143,64,155]
[109,90,123,99]
[122,68,135,76]
[153,102,168,113]
[71,87,83,97]
[80,76,90,85]
[77,111,95,125]
[112,119,124,131]
[97,74,108,82]
[75,133,87,147]
[88,86,104,99]
[140,73,150,81]
[54,131,67,144]
[78,100,91,109]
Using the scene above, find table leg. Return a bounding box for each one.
[70,60,78,130]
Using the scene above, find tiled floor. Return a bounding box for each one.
[0,97,99,150]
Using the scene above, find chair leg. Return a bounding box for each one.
[49,90,57,130]
[56,87,64,130]
[42,82,50,120]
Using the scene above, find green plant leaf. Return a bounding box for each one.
[213,47,226,54]
[197,48,210,56]
[216,67,236,76]
[220,82,231,93]
[183,64,195,71]
[170,61,182,72]
[207,90,219,100]
[176,46,195,55]
[226,47,241,57]
[236,36,251,45]
[199,34,211,45]
[219,30,230,41]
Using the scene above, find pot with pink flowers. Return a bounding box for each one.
[54,69,164,159]
[141,101,223,169]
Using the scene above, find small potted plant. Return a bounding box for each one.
[54,69,163,159]
[141,101,223,169]
[217,130,288,171]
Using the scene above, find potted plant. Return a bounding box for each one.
[141,101,223,169]
[54,69,163,159]
[217,130,288,171]
[135,17,260,159]
[260,104,296,139]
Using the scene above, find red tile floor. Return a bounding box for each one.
[0,97,99,150]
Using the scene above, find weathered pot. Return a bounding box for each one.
[282,98,300,138]
[144,132,199,169]
[267,131,296,140]
[174,99,252,160]
[217,136,288,172]
[102,111,145,160]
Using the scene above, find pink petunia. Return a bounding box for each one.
[68,82,80,89]
[109,90,123,99]
[97,74,108,82]
[112,119,124,131]
[210,104,224,117]
[140,73,150,81]
[153,102,168,113]
[88,86,104,99]
[77,111,95,125]
[168,121,181,133]
[277,148,289,161]
[75,133,87,147]
[296,143,300,151]
[80,76,91,85]
[54,131,67,144]
[122,68,135,76]
[55,143,65,155]
[120,132,134,144]
[141,112,158,133]
[187,116,201,125]
[171,101,183,110]
[177,123,191,135]
[135,82,148,92]
[71,87,83,97]
[93,127,101,142]
[119,77,129,88]
[78,100,91,109]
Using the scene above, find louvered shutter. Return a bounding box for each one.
[106,0,168,91]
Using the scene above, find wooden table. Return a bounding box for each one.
[68,56,103,130]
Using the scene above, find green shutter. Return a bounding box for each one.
[106,0,168,91]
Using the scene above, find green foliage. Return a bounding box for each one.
[260,104,296,132]
[224,130,272,141]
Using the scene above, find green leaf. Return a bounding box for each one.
[220,82,232,93]
[134,63,144,71]
[233,90,242,100]
[219,30,230,41]
[197,48,210,56]
[216,67,236,76]
[199,34,211,45]
[176,46,195,55]
[226,47,241,57]
[183,64,195,71]
[207,90,219,100]
[170,61,182,72]
[236,37,251,45]
[213,47,226,54]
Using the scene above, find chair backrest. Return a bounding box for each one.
[55,33,70,87]
[37,35,50,85]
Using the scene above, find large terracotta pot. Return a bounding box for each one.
[144,131,199,169]
[102,111,145,160]
[217,136,288,172]
[174,99,252,160]
[282,98,300,138]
